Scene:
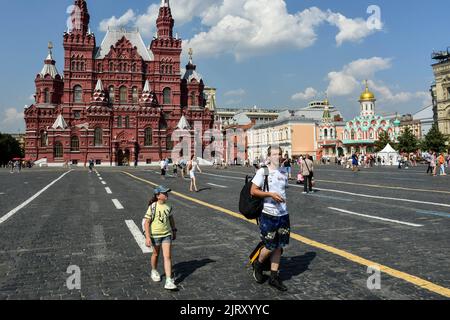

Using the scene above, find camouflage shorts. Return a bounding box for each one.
[259,213,290,251]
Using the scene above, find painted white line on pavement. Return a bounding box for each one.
[101,181,107,185]
[105,187,112,194]
[112,199,124,210]
[0,193,5,195]
[328,207,423,227]
[203,172,450,209]
[0,170,73,225]
[125,220,153,254]
[99,177,103,180]
[207,183,228,188]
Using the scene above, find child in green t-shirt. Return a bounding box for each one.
[144,186,178,290]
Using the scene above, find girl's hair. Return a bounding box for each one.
[148,194,158,207]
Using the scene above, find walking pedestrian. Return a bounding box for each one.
[425,151,433,174]
[301,154,314,194]
[188,155,202,192]
[144,186,178,291]
[250,146,290,292]
[160,159,167,179]
[438,153,446,176]
[282,155,292,180]
[88,159,94,173]
[352,153,359,172]
[430,152,437,176]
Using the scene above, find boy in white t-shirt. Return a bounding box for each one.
[250,146,290,292]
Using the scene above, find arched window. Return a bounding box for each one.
[54,142,63,158]
[80,62,84,71]
[163,87,171,105]
[117,116,122,128]
[330,128,334,138]
[109,62,114,72]
[132,87,138,104]
[44,89,50,103]
[125,116,130,128]
[324,129,328,138]
[76,62,80,71]
[351,130,355,140]
[71,136,80,152]
[120,86,128,104]
[40,130,47,147]
[190,92,197,106]
[132,63,137,72]
[144,128,152,146]
[109,86,115,103]
[94,128,103,146]
[169,66,173,74]
[72,61,76,70]
[97,63,102,72]
[74,85,83,103]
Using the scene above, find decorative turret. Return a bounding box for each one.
[322,94,332,122]
[156,0,174,39]
[91,79,108,105]
[359,80,376,117]
[139,80,157,107]
[182,49,205,108]
[71,0,91,35]
[35,42,64,105]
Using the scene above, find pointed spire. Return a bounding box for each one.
[52,114,68,130]
[143,80,151,93]
[156,0,174,39]
[140,80,156,106]
[40,42,60,78]
[92,79,107,104]
[95,79,104,91]
[177,115,191,130]
[71,0,90,34]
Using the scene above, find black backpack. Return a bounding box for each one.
[239,167,269,220]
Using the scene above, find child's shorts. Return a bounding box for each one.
[151,236,172,246]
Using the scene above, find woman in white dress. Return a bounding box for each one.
[188,155,202,192]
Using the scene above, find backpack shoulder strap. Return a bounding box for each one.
[150,202,157,222]
[262,166,270,192]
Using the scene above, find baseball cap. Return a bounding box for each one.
[154,186,172,195]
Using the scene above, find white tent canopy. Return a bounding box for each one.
[377,143,400,166]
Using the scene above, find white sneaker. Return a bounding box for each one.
[164,277,177,290]
[151,270,161,282]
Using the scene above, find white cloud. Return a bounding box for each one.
[326,57,392,96]
[99,9,136,32]
[368,81,431,106]
[99,0,382,60]
[1,108,24,132]
[325,58,431,112]
[327,12,381,47]
[291,87,318,101]
[224,88,246,97]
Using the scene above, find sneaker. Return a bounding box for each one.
[302,191,308,194]
[252,261,265,284]
[164,277,178,290]
[151,270,161,282]
[269,274,288,292]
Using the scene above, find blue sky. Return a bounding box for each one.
[0,0,449,133]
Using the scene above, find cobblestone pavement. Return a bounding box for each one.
[0,165,449,300]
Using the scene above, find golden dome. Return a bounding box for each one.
[360,81,376,101]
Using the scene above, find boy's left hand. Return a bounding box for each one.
[172,231,177,241]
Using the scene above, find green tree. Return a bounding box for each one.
[374,131,393,152]
[421,123,447,153]
[397,127,418,155]
[0,132,24,166]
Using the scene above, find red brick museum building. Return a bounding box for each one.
[24,0,214,166]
